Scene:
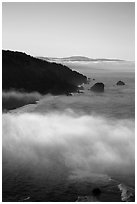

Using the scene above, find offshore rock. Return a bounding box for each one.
[90,83,104,92]
[116,81,125,86]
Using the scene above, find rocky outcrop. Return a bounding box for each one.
[116,81,125,86]
[78,85,84,90]
[90,83,104,92]
[86,78,91,84]
[76,188,101,202]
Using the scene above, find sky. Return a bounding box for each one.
[2,2,135,60]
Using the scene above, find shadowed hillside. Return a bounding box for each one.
[2,50,87,95]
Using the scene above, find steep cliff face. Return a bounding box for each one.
[2,50,87,94]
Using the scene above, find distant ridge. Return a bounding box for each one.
[2,50,87,95]
[37,56,126,62]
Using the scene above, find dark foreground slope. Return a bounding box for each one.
[2,50,87,94]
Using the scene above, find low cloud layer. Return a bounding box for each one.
[3,110,134,183]
[2,91,42,111]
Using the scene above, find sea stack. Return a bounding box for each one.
[116,81,125,86]
[90,83,104,92]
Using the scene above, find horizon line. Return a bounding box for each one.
[2,49,135,62]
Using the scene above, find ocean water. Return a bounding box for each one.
[2,61,135,202]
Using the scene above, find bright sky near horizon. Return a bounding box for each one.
[2,2,135,60]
